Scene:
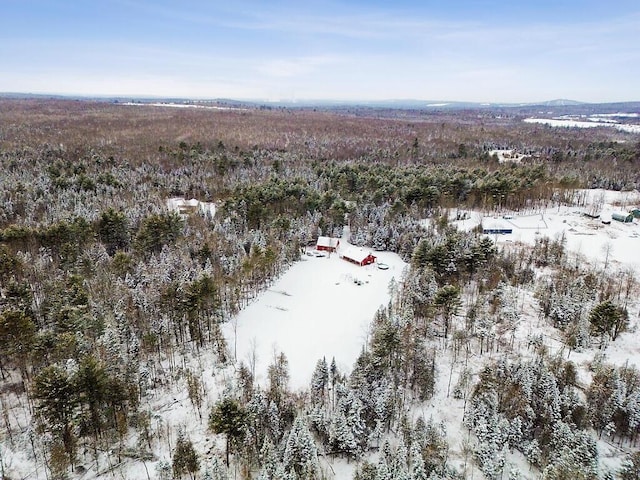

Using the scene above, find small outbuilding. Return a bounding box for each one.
[482,218,513,235]
[612,211,634,223]
[631,208,640,219]
[167,197,199,215]
[166,197,217,219]
[316,236,340,252]
[341,247,376,266]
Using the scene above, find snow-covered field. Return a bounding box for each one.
[121,102,245,111]
[524,117,640,134]
[4,189,640,480]
[224,247,407,391]
[453,189,640,271]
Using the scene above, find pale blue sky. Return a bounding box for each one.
[1,0,638,102]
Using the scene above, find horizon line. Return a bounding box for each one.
[2,91,640,107]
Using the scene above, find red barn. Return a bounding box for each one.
[316,236,340,252]
[341,247,376,266]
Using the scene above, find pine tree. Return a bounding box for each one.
[257,438,279,480]
[97,208,130,255]
[328,410,358,458]
[203,455,228,480]
[410,442,427,480]
[620,452,640,480]
[282,416,319,479]
[433,285,461,339]
[33,365,77,471]
[589,300,628,343]
[268,352,290,406]
[172,430,199,479]
[209,397,247,467]
[310,357,329,404]
[0,308,36,380]
[74,354,109,440]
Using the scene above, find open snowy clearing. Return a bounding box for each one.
[524,117,640,134]
[121,102,246,111]
[224,247,407,391]
[4,189,640,480]
[452,189,640,271]
[488,149,528,163]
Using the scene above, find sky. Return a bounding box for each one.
[1,0,639,103]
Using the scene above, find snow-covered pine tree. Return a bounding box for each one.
[310,357,329,404]
[202,455,228,480]
[172,429,199,479]
[282,416,320,479]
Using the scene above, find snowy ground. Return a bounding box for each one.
[4,190,640,480]
[451,189,640,271]
[488,149,528,163]
[224,247,407,391]
[524,117,640,134]
[442,190,640,477]
[122,102,246,111]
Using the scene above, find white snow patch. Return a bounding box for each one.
[524,118,640,134]
[488,149,528,163]
[225,247,406,391]
[121,102,246,111]
[446,188,640,273]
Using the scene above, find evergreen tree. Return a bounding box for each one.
[410,442,428,480]
[268,352,290,406]
[257,438,279,480]
[172,430,199,479]
[97,208,130,255]
[620,452,640,480]
[282,416,320,479]
[33,365,77,470]
[74,355,109,439]
[0,308,36,379]
[203,455,228,480]
[209,397,247,467]
[433,285,461,339]
[589,300,628,342]
[134,212,183,257]
[310,357,329,404]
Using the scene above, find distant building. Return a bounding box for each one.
[482,218,513,235]
[341,247,376,266]
[316,236,340,252]
[166,197,217,218]
[167,197,199,214]
[612,211,634,223]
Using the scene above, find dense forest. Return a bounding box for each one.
[1,99,640,479]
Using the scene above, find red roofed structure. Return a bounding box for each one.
[341,247,376,266]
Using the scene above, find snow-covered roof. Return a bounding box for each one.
[612,210,632,217]
[317,236,340,248]
[482,218,512,230]
[341,247,374,263]
[166,197,216,217]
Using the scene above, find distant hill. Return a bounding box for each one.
[1,92,638,117]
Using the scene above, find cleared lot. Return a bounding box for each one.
[224,248,406,390]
